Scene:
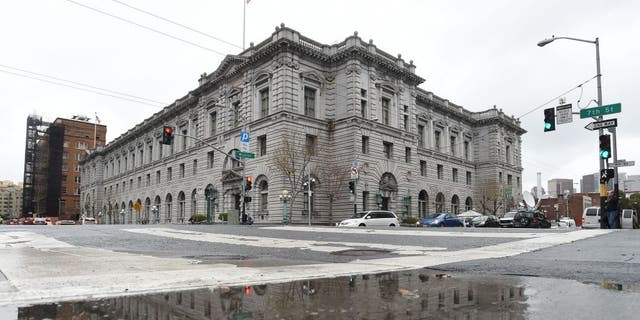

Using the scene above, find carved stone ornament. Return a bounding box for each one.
[144,136,153,144]
[379,173,398,192]
[324,72,335,82]
[346,64,361,75]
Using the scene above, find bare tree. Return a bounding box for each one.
[478,180,504,215]
[269,131,313,222]
[315,152,348,225]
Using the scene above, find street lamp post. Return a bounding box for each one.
[279,190,291,225]
[120,209,125,225]
[538,35,611,229]
[303,178,315,226]
[152,206,159,224]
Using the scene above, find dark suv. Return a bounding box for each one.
[512,211,551,228]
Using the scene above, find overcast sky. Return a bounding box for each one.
[1,0,639,192]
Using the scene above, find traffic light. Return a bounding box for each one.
[161,126,174,145]
[245,176,252,191]
[600,168,615,183]
[348,181,354,193]
[599,134,611,159]
[543,108,555,132]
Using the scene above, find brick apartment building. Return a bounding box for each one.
[23,115,106,218]
[539,193,601,227]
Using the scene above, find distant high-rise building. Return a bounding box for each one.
[547,179,574,198]
[0,181,23,218]
[580,173,598,193]
[624,175,640,194]
[22,115,106,218]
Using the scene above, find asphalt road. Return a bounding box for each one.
[1,224,638,307]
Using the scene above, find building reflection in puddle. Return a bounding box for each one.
[18,270,528,319]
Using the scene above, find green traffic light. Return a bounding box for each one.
[544,122,551,130]
[600,150,610,159]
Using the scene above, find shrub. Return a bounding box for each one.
[190,214,207,223]
[218,212,228,221]
[401,216,419,225]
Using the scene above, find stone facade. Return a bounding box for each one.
[0,181,22,218]
[80,25,525,224]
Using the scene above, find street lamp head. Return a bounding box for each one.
[537,37,556,47]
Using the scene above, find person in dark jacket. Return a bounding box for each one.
[605,191,619,229]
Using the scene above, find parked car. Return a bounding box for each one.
[558,218,577,228]
[620,209,638,229]
[582,207,601,229]
[81,217,96,225]
[418,213,463,227]
[457,211,483,227]
[499,211,518,227]
[470,215,501,228]
[33,218,47,225]
[337,211,399,227]
[512,211,551,228]
[56,220,77,225]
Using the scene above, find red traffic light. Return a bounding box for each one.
[161,126,174,145]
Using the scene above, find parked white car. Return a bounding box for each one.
[620,209,638,229]
[582,207,601,229]
[337,211,400,228]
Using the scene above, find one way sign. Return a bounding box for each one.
[584,119,617,131]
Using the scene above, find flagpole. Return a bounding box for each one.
[243,0,246,50]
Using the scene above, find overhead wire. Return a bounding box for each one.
[109,0,242,49]
[516,75,597,119]
[0,68,165,108]
[0,63,168,106]
[63,0,228,56]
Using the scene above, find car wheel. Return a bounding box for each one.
[359,223,366,227]
[389,223,396,227]
[519,217,528,227]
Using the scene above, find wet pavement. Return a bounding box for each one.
[4,269,639,320]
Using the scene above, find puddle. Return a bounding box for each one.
[6,270,640,320]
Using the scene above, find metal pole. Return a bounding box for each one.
[308,179,312,226]
[594,37,608,229]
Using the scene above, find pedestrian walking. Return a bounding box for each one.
[606,190,619,229]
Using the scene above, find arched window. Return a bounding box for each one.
[259,180,268,213]
[144,197,151,224]
[165,194,173,223]
[418,190,429,217]
[435,193,445,213]
[178,191,186,223]
[465,197,473,211]
[154,196,161,224]
[451,195,460,214]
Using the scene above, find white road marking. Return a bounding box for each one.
[125,228,447,254]
[0,228,612,306]
[262,226,550,238]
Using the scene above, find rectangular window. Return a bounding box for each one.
[261,193,268,212]
[361,136,369,154]
[435,131,441,151]
[305,134,317,156]
[139,149,144,166]
[180,163,185,178]
[452,168,458,183]
[464,141,470,160]
[382,97,390,125]
[450,136,456,156]
[418,125,425,148]
[361,100,367,118]
[420,160,427,177]
[508,174,513,186]
[129,179,133,191]
[62,152,69,159]
[62,163,68,171]
[405,147,411,163]
[383,141,393,159]
[506,145,512,164]
[258,135,267,156]
[207,151,214,168]
[61,187,67,194]
[63,140,69,148]
[517,177,521,188]
[148,145,153,163]
[403,105,409,131]
[466,171,472,185]
[304,87,316,118]
[193,159,198,175]
[61,175,67,182]
[181,127,188,152]
[209,111,217,137]
[75,141,88,150]
[74,176,81,183]
[260,88,269,118]
[437,164,444,180]
[499,172,503,184]
[146,174,150,187]
[75,153,82,161]
[156,170,161,184]
[233,101,241,127]
[137,176,142,188]
[167,167,173,181]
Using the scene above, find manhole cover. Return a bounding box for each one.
[331,249,391,256]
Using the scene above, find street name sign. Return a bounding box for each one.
[556,104,573,124]
[608,160,635,167]
[584,118,617,131]
[235,151,255,159]
[579,103,621,119]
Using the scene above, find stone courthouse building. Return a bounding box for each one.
[80,24,525,225]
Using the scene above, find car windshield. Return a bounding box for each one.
[428,213,445,219]
[472,216,487,222]
[503,212,516,218]
[352,212,368,218]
